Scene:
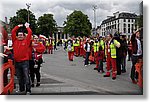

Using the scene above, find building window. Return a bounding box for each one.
[131,24,134,33]
[128,19,130,22]
[118,20,119,23]
[128,24,130,28]
[124,23,126,28]
[124,28,126,33]
[115,24,116,29]
[132,19,134,22]
[124,19,126,22]
[128,28,130,33]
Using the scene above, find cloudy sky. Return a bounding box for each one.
[0,0,142,27]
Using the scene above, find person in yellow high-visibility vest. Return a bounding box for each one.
[45,39,49,54]
[48,37,53,54]
[104,34,120,80]
[93,38,100,70]
[74,38,80,57]
[97,36,105,73]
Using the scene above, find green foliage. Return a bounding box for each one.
[9,9,37,33]
[63,10,92,37]
[135,15,143,29]
[37,14,57,37]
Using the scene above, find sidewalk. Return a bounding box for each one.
[11,72,102,95]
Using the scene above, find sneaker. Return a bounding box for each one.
[84,65,87,67]
[31,84,34,87]
[103,72,110,77]
[26,92,31,95]
[36,83,40,87]
[16,90,26,95]
[112,72,117,80]
[132,80,137,84]
[99,70,105,73]
[94,68,98,70]
[121,70,126,73]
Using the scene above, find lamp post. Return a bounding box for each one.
[26,3,31,23]
[93,5,97,35]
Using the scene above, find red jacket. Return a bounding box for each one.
[12,26,32,62]
[33,42,45,60]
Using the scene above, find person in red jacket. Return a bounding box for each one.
[31,35,45,87]
[11,22,32,95]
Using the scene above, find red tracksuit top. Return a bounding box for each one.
[33,42,45,60]
[11,26,32,62]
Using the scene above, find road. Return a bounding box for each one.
[40,46,142,95]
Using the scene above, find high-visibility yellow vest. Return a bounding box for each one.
[74,40,79,46]
[105,40,120,58]
[93,42,100,52]
[99,40,104,50]
[52,41,55,46]
[46,41,49,46]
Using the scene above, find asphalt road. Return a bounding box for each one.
[41,46,142,95]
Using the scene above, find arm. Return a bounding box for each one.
[35,43,46,54]
[25,23,32,46]
[11,26,19,42]
[114,40,120,48]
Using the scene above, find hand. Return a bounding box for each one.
[25,22,30,28]
[18,24,23,27]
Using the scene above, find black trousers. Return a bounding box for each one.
[116,56,122,75]
[130,55,139,80]
[29,60,41,83]
[84,52,90,65]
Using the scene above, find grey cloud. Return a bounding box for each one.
[0,0,143,27]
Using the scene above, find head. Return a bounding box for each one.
[17,32,25,40]
[33,35,39,43]
[135,31,140,39]
[106,34,113,41]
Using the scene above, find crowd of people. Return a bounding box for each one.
[0,22,143,95]
[63,29,143,82]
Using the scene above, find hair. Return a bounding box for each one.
[16,27,26,36]
[108,34,113,38]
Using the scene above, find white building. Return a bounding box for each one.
[99,12,137,38]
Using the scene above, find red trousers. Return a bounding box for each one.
[106,54,117,73]
[74,46,79,56]
[48,46,53,54]
[94,52,99,68]
[68,51,74,61]
[80,48,84,56]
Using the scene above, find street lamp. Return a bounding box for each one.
[93,5,97,35]
[26,3,31,23]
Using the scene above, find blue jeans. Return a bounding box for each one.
[84,52,90,65]
[15,60,31,92]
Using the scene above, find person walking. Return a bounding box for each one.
[32,35,45,87]
[11,22,32,95]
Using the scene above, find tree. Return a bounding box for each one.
[9,9,37,33]
[137,15,143,28]
[37,14,57,38]
[63,10,92,37]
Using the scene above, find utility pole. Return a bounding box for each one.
[26,3,31,23]
[93,5,97,35]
